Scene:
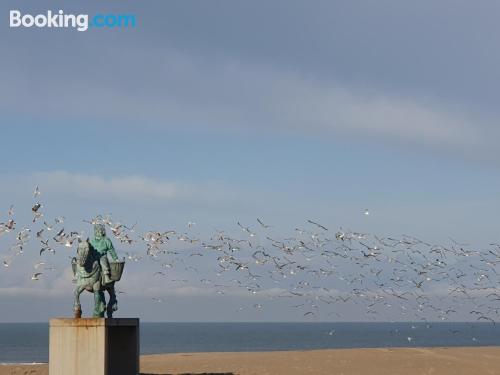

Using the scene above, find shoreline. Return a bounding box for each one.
[0,362,46,365]
[3,346,500,375]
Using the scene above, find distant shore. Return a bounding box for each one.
[3,347,500,375]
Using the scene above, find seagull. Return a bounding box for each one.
[477,315,495,324]
[34,262,46,270]
[64,239,75,248]
[307,220,328,231]
[33,186,40,197]
[257,218,271,229]
[4,219,15,231]
[54,216,65,224]
[237,222,256,237]
[31,272,42,280]
[40,246,54,256]
[43,221,53,231]
[52,228,65,242]
[32,212,43,223]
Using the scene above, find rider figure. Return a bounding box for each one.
[90,224,118,285]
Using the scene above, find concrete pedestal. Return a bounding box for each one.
[49,318,139,375]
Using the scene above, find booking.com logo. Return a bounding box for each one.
[9,10,136,31]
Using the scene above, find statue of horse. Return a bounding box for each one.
[72,239,120,318]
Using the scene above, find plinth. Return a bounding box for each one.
[49,318,139,375]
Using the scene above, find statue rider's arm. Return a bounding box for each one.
[107,239,119,261]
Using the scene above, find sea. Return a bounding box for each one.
[1,322,500,363]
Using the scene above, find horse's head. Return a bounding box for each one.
[77,239,91,267]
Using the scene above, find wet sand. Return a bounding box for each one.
[3,347,500,375]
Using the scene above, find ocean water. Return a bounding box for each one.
[1,322,500,363]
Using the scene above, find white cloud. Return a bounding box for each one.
[32,171,177,201]
[0,170,248,208]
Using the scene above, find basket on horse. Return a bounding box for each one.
[110,261,125,282]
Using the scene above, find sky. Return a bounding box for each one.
[1,0,500,322]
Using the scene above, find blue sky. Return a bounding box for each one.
[2,0,500,322]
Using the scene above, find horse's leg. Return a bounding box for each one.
[99,290,107,317]
[93,288,106,318]
[106,284,117,318]
[73,286,83,318]
[91,276,106,318]
[92,290,99,317]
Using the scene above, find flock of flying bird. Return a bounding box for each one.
[3,187,500,330]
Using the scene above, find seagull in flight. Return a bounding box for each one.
[257,218,271,229]
[307,220,328,231]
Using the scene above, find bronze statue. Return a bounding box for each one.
[72,224,124,318]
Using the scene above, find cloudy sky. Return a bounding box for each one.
[2,0,500,322]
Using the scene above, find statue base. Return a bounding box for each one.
[49,318,139,375]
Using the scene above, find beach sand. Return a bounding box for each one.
[2,347,500,375]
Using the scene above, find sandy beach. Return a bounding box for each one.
[2,347,500,375]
